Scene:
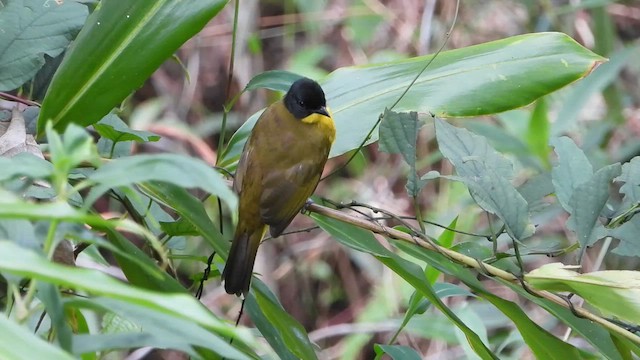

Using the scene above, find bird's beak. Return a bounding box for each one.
[315,106,330,117]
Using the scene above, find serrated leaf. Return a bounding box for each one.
[567,163,621,247]
[615,157,640,206]
[435,118,532,240]
[609,218,640,257]
[526,263,640,324]
[38,0,227,134]
[379,109,426,196]
[0,0,88,91]
[550,136,594,212]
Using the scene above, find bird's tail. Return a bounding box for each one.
[222,225,266,296]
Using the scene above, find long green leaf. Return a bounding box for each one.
[395,241,618,359]
[0,315,75,360]
[247,280,318,360]
[499,279,624,360]
[86,153,237,213]
[67,297,252,359]
[0,241,243,341]
[313,214,497,359]
[38,0,228,134]
[224,32,604,161]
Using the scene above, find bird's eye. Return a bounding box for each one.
[298,100,305,107]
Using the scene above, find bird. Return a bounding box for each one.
[222,77,335,296]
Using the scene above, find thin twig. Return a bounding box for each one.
[0,92,40,107]
[304,202,640,345]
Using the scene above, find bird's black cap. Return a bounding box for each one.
[284,77,329,119]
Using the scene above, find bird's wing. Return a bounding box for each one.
[259,159,324,237]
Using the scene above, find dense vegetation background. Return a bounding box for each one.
[1,0,640,359]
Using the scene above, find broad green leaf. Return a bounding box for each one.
[610,335,640,359]
[312,213,390,257]
[550,136,594,212]
[379,110,426,196]
[224,32,605,161]
[243,70,303,93]
[435,118,533,240]
[567,163,621,247]
[0,193,168,266]
[391,218,463,344]
[86,153,237,213]
[454,307,491,360]
[527,98,551,167]
[324,32,604,157]
[396,242,597,360]
[526,263,640,325]
[0,241,245,341]
[374,344,422,360]
[0,315,75,360]
[315,214,496,359]
[499,279,624,360]
[480,290,586,359]
[0,0,88,91]
[377,253,497,359]
[38,0,228,134]
[247,280,318,360]
[67,297,252,359]
[93,114,160,143]
[37,282,73,352]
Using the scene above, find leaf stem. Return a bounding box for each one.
[217,0,241,163]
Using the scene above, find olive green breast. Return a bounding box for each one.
[234,100,335,236]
